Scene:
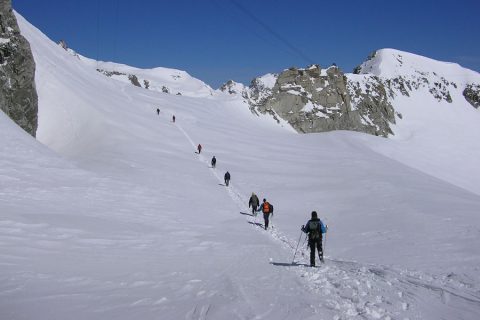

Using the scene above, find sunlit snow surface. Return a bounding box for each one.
[1,12,480,320]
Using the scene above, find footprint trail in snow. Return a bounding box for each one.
[176,122,480,320]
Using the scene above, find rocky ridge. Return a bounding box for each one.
[0,0,38,136]
[463,84,480,109]
[222,49,480,137]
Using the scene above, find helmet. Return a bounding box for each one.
[311,211,318,218]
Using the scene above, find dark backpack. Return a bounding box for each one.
[308,220,321,240]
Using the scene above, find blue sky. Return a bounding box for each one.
[13,0,480,88]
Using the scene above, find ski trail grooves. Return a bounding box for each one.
[174,121,406,318]
[173,122,480,320]
[175,123,248,208]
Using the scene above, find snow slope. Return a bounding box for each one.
[1,12,480,320]
[357,48,480,82]
[80,54,214,98]
[354,48,480,196]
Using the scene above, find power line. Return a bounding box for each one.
[229,0,316,65]
[210,0,282,51]
[113,0,119,64]
[96,0,100,68]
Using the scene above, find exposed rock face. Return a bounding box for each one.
[220,80,245,95]
[463,84,480,109]
[128,74,141,87]
[0,0,38,136]
[97,68,144,88]
[227,49,480,137]
[242,65,395,136]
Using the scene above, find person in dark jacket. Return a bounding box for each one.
[257,198,273,230]
[197,144,202,154]
[172,115,176,123]
[224,171,231,186]
[248,192,259,215]
[156,108,160,115]
[211,156,216,168]
[302,211,326,266]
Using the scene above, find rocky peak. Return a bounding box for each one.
[463,84,480,109]
[240,49,480,137]
[243,64,395,136]
[219,80,245,95]
[0,0,38,136]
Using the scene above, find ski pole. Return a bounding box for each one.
[323,224,328,257]
[292,227,304,264]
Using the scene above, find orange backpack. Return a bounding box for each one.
[262,202,270,213]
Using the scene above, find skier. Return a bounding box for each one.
[257,198,273,230]
[197,144,202,154]
[211,156,216,168]
[301,211,326,266]
[172,115,176,123]
[224,171,231,186]
[156,108,160,115]
[248,192,259,215]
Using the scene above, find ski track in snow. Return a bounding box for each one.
[174,122,480,320]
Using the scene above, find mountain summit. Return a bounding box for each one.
[220,48,480,137]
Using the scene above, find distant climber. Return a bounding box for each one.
[197,144,202,154]
[301,211,327,266]
[172,115,175,123]
[156,108,160,115]
[224,171,230,186]
[211,156,216,168]
[257,198,273,230]
[248,192,259,215]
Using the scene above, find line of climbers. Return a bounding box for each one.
[199,146,327,267]
[162,108,327,267]
[248,193,273,230]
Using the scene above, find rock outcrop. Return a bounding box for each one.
[225,49,480,137]
[463,84,480,109]
[0,0,38,136]
[240,65,396,136]
[220,80,245,95]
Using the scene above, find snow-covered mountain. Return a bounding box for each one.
[56,40,214,98]
[1,9,480,320]
[223,48,480,138]
[77,47,214,98]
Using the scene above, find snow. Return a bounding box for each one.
[302,100,315,112]
[1,11,480,320]
[256,73,277,89]
[357,48,480,86]
[361,86,480,196]
[217,80,246,96]
[349,48,480,196]
[286,89,301,96]
[79,53,214,98]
